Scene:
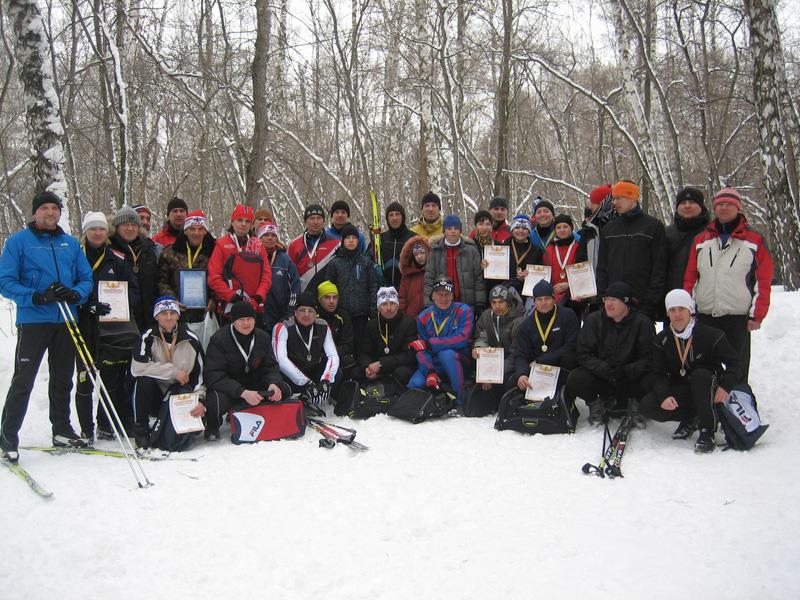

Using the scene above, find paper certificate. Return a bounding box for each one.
[483,246,510,280]
[525,363,561,402]
[521,265,551,297]
[566,261,597,300]
[97,280,130,322]
[179,269,208,309]
[476,347,504,384]
[169,391,205,435]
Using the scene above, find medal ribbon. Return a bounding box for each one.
[555,241,576,272]
[83,245,106,272]
[295,324,314,359]
[431,314,450,336]
[673,335,693,374]
[186,242,203,269]
[379,318,390,349]
[230,326,255,372]
[511,240,531,269]
[534,306,558,346]
[158,328,178,363]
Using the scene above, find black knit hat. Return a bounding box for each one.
[421,191,441,210]
[304,204,325,221]
[489,196,508,210]
[330,200,351,217]
[229,300,256,321]
[675,186,705,208]
[340,223,359,240]
[533,198,555,216]
[474,210,492,225]
[296,291,318,310]
[553,214,574,230]
[167,196,188,214]
[385,201,406,222]
[532,279,555,298]
[430,278,454,298]
[603,281,633,305]
[32,191,62,214]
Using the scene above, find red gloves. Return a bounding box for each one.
[426,373,441,390]
[409,339,427,353]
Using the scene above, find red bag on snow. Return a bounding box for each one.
[229,400,306,444]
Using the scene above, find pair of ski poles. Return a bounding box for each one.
[57,301,153,488]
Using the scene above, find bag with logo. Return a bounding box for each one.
[387,387,456,424]
[716,384,768,450]
[494,386,578,434]
[334,377,403,419]
[229,399,306,444]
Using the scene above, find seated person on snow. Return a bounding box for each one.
[356,287,418,387]
[466,284,525,417]
[511,280,579,400]
[408,278,474,412]
[272,291,339,410]
[203,301,292,440]
[131,296,205,449]
[566,281,654,428]
[640,289,742,454]
[315,280,357,378]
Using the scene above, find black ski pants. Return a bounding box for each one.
[565,367,652,412]
[75,359,132,435]
[640,368,716,430]
[697,313,751,382]
[133,376,193,428]
[1,323,77,450]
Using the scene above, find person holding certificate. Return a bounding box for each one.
[543,214,580,307]
[510,280,579,394]
[157,210,216,324]
[501,215,543,295]
[130,296,205,450]
[75,211,140,441]
[204,301,292,441]
[466,285,524,417]
[566,281,654,428]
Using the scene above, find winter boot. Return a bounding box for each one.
[53,430,89,448]
[672,417,699,440]
[133,423,150,449]
[204,426,221,442]
[629,400,647,430]
[694,428,716,454]
[80,430,95,447]
[587,398,608,427]
[1,448,19,464]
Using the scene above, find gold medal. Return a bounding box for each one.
[560,272,566,280]
[673,335,693,379]
[541,344,548,352]
[534,307,558,354]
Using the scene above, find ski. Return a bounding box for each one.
[307,418,369,452]
[370,190,382,265]
[1,460,54,499]
[582,418,625,478]
[605,417,634,478]
[21,446,204,462]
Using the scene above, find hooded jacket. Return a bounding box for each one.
[683,215,773,322]
[473,287,525,375]
[379,202,415,288]
[410,212,443,238]
[326,245,379,318]
[0,224,93,325]
[424,236,487,308]
[157,230,216,323]
[398,235,431,320]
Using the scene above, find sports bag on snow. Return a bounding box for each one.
[716,384,768,450]
[333,377,403,419]
[97,320,141,364]
[387,387,456,424]
[494,386,578,434]
[230,399,306,444]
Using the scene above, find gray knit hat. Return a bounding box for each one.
[112,204,141,227]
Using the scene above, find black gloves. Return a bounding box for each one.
[88,302,112,316]
[317,381,331,404]
[33,283,81,306]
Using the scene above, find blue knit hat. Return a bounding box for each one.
[443,214,462,230]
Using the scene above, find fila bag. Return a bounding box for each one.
[230,399,306,444]
[716,384,768,450]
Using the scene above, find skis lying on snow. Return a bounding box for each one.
[1,459,54,499]
[307,417,369,452]
[21,446,204,462]
[582,416,633,479]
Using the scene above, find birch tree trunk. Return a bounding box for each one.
[6,0,70,230]
[493,0,512,199]
[743,0,800,290]
[416,0,436,198]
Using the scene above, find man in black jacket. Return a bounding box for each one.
[378,202,415,289]
[357,287,417,386]
[567,281,654,427]
[204,301,291,440]
[596,180,666,320]
[316,280,356,377]
[640,289,742,453]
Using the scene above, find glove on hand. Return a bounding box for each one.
[53,284,80,303]
[89,302,112,316]
[317,380,331,404]
[303,381,321,406]
[409,339,427,353]
[426,372,441,390]
[33,283,61,305]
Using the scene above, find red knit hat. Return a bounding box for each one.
[712,188,743,211]
[589,185,612,205]
[230,204,254,222]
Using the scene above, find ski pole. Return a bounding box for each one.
[57,302,152,488]
[370,190,382,265]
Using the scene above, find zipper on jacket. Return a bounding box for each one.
[729,248,740,268]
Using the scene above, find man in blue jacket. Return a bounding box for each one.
[0,191,93,463]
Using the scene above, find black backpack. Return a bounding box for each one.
[334,377,404,419]
[387,387,456,424]
[494,386,578,435]
[716,384,769,450]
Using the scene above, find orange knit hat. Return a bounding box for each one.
[611,180,640,201]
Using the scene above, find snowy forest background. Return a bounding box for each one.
[1,0,799,286]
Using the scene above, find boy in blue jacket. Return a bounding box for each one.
[0,191,93,462]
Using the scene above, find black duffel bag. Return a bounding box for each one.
[494,386,578,434]
[333,377,404,419]
[387,386,456,424]
[97,320,141,364]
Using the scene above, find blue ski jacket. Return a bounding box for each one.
[0,224,93,324]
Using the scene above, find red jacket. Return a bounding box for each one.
[543,236,580,304]
[287,231,340,292]
[207,233,272,311]
[683,216,773,322]
[468,222,512,245]
[151,223,180,248]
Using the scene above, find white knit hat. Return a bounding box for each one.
[664,288,695,313]
[82,211,108,234]
[376,287,400,307]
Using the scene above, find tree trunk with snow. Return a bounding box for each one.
[245,0,271,207]
[493,0,512,199]
[6,0,70,231]
[744,0,800,290]
[416,0,437,199]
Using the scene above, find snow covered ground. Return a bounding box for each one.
[0,291,798,600]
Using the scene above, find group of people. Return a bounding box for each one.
[0,178,773,462]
